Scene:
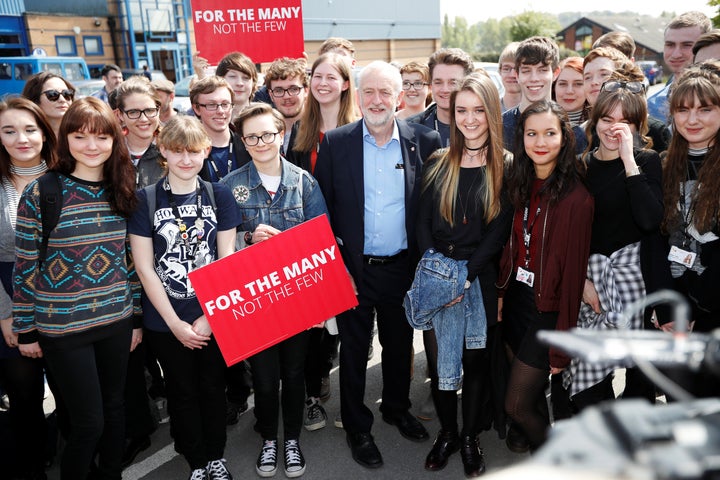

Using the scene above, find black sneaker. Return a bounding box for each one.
[206,458,233,480]
[303,397,327,431]
[256,440,278,477]
[226,401,249,426]
[283,439,306,478]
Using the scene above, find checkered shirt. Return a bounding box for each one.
[563,241,646,396]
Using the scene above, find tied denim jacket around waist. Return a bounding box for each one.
[404,249,487,390]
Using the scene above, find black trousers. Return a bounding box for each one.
[146,330,226,470]
[41,321,132,480]
[124,340,156,440]
[0,355,47,475]
[304,327,336,398]
[338,258,413,434]
[249,330,310,440]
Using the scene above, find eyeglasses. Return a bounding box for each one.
[402,81,429,91]
[195,102,232,111]
[270,85,303,97]
[42,89,75,102]
[601,81,645,94]
[121,107,159,119]
[243,132,280,146]
[500,66,515,74]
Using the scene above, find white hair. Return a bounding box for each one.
[358,61,402,93]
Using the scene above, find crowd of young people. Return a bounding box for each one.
[1,11,720,479]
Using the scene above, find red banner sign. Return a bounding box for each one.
[188,215,357,366]
[190,0,305,64]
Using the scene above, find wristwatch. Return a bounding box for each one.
[464,280,471,290]
[244,231,253,245]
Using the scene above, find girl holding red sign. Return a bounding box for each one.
[128,115,241,480]
[222,103,329,479]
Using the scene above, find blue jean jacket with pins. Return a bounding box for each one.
[404,249,487,390]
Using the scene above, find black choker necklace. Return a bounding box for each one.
[465,145,483,151]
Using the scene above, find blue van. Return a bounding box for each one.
[0,56,91,96]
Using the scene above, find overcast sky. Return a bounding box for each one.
[439,0,717,23]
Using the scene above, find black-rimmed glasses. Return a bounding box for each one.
[270,85,303,97]
[243,132,280,146]
[195,102,232,111]
[121,107,159,119]
[42,89,75,102]
[402,81,429,91]
[601,81,645,94]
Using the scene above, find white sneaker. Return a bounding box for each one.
[334,412,343,429]
[256,440,278,477]
[188,468,207,480]
[283,439,306,478]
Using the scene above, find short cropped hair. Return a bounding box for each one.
[264,57,308,89]
[593,31,636,59]
[428,48,473,80]
[515,36,560,70]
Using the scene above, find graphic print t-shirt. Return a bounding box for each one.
[128,180,240,332]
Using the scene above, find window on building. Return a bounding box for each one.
[83,36,104,56]
[55,36,77,56]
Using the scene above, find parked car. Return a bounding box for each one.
[0,56,90,96]
[473,62,505,98]
[637,61,664,86]
[73,79,105,98]
[121,69,168,82]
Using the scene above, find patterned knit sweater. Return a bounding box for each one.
[12,173,141,344]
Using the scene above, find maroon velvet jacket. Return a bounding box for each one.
[497,181,594,368]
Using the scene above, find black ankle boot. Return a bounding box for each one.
[424,429,460,471]
[460,434,485,477]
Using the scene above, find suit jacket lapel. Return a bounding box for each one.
[350,122,365,215]
[398,121,419,205]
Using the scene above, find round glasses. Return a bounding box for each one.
[42,89,75,102]
[243,132,280,146]
[402,81,429,91]
[270,85,303,97]
[121,107,159,119]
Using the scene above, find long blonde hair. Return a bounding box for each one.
[422,73,505,226]
[293,53,359,154]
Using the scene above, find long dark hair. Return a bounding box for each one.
[509,100,583,208]
[0,97,57,180]
[663,61,720,234]
[21,71,75,105]
[55,97,137,217]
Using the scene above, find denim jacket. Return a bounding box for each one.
[221,158,329,247]
[404,249,487,390]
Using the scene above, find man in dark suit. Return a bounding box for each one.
[314,61,442,469]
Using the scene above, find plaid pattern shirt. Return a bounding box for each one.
[563,241,645,396]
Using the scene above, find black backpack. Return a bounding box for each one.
[36,172,63,267]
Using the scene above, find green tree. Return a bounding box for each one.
[441,14,479,53]
[476,18,512,53]
[509,11,562,41]
[709,0,720,27]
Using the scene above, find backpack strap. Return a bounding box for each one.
[199,179,217,212]
[36,172,62,267]
[145,183,157,231]
[145,179,217,231]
